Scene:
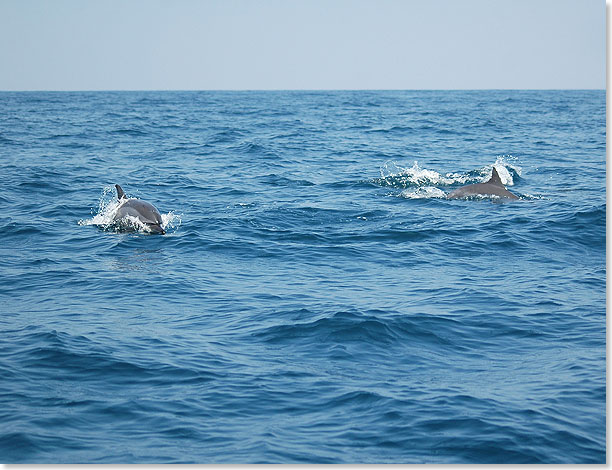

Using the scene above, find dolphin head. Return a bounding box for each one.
[148,223,166,235]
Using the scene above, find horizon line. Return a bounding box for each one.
[0,88,605,93]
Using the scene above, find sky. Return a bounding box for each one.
[0,0,605,90]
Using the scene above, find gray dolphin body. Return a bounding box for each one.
[447,167,519,200]
[113,184,165,234]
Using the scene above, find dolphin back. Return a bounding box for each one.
[116,199,163,225]
[447,167,518,200]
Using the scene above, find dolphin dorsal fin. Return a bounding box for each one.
[487,167,503,186]
[115,184,126,200]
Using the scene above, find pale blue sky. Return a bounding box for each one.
[0,0,605,90]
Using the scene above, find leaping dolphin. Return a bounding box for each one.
[113,184,166,234]
[447,167,519,200]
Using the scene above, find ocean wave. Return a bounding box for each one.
[252,310,463,352]
[365,125,414,134]
[528,204,605,249]
[1,221,46,238]
[0,134,19,145]
[108,128,150,137]
[6,329,220,386]
[230,140,279,157]
[206,128,246,144]
[258,173,315,187]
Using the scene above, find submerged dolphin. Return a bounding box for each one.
[113,184,165,234]
[447,167,519,200]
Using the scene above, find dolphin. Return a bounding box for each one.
[113,184,166,234]
[447,167,519,200]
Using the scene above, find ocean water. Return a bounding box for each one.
[0,90,605,463]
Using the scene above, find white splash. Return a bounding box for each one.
[380,160,449,186]
[78,185,121,228]
[161,211,182,232]
[379,160,472,187]
[379,156,522,189]
[488,155,522,186]
[399,186,447,199]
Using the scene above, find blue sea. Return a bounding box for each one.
[0,90,605,464]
